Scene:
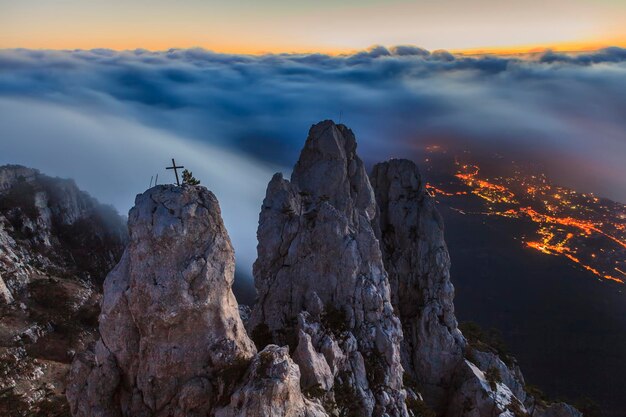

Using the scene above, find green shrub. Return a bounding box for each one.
[574,397,602,417]
[281,322,300,353]
[333,374,361,417]
[181,169,200,185]
[525,384,548,406]
[302,384,326,400]
[0,181,38,220]
[402,372,419,392]
[217,357,251,384]
[508,397,528,417]
[363,351,387,389]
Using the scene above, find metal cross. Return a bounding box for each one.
[166,158,185,186]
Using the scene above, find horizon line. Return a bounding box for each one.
[2,40,625,57]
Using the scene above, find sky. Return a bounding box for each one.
[1,46,626,282]
[1,0,626,53]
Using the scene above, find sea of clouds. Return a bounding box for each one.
[1,45,625,282]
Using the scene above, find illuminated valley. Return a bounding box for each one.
[424,152,626,284]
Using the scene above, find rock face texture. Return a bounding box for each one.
[0,272,12,304]
[443,347,583,417]
[67,185,258,417]
[249,121,408,417]
[371,159,465,410]
[0,165,126,416]
[446,359,524,417]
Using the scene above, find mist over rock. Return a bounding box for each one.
[0,164,127,294]
[370,159,465,410]
[249,121,408,417]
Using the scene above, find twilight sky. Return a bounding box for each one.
[1,0,625,53]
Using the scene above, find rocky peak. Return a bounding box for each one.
[370,159,465,410]
[369,160,582,417]
[57,121,583,417]
[217,344,328,417]
[67,184,257,416]
[290,120,377,222]
[249,121,408,417]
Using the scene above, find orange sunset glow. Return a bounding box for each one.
[1,0,625,54]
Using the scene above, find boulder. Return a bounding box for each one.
[215,345,329,417]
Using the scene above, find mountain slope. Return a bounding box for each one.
[0,165,127,416]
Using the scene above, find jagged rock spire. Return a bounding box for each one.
[249,120,408,417]
[65,122,582,417]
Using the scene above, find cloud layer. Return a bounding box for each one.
[1,45,626,279]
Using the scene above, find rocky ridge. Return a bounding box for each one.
[66,121,582,417]
[0,165,127,295]
[0,165,127,415]
[1,123,583,417]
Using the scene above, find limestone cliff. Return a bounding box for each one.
[368,158,580,417]
[0,165,127,294]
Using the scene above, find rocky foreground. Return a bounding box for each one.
[2,122,582,417]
